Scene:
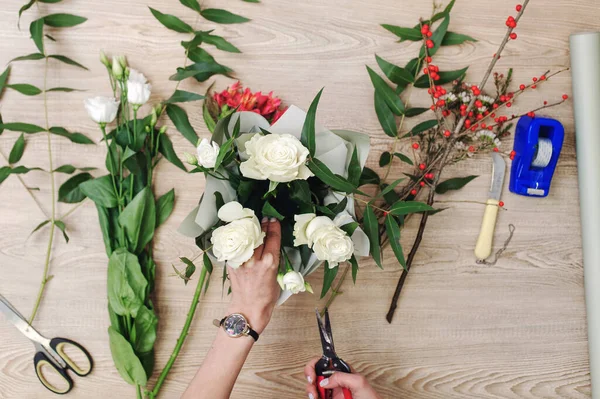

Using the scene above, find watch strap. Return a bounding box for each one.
[219,316,259,342]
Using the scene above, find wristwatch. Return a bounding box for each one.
[213,313,259,341]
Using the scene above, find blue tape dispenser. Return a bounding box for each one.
[509,116,564,197]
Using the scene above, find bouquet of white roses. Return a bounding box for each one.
[179,90,433,302]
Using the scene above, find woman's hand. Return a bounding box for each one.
[226,217,282,334]
[304,357,382,399]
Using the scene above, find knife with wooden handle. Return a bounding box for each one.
[475,153,506,261]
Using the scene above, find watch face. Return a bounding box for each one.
[224,314,248,337]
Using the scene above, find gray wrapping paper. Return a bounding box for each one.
[570,31,600,397]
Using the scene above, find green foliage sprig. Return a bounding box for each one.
[0,2,91,324]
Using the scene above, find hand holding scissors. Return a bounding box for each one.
[0,293,93,394]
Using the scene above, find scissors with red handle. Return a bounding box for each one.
[315,308,353,399]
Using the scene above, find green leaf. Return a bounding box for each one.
[308,158,357,194]
[18,0,36,26]
[30,18,45,54]
[10,165,42,174]
[49,126,94,144]
[379,151,391,167]
[348,147,361,187]
[421,13,450,57]
[158,134,186,171]
[156,188,175,227]
[149,7,193,33]
[301,88,323,156]
[80,175,119,207]
[374,92,397,138]
[350,255,359,284]
[385,214,406,270]
[46,87,81,92]
[376,178,405,201]
[108,327,148,386]
[404,107,429,117]
[0,167,10,185]
[0,122,45,134]
[410,119,439,135]
[96,205,114,256]
[0,66,10,97]
[7,83,42,96]
[169,61,231,82]
[54,164,76,174]
[198,32,241,53]
[10,53,45,63]
[289,180,312,204]
[375,55,414,86]
[166,104,198,145]
[262,201,284,221]
[366,66,404,116]
[177,257,196,284]
[43,13,87,27]
[165,90,204,104]
[200,9,250,24]
[107,248,148,318]
[442,31,477,46]
[435,175,478,194]
[119,187,156,254]
[45,34,57,42]
[363,205,382,268]
[132,306,158,354]
[214,118,239,170]
[58,172,93,203]
[320,263,339,299]
[388,200,434,216]
[179,0,201,12]
[203,252,213,274]
[53,220,69,243]
[187,47,216,63]
[393,152,413,165]
[31,219,51,235]
[414,67,469,88]
[359,167,380,186]
[48,55,88,70]
[405,58,420,77]
[8,134,25,164]
[381,25,421,41]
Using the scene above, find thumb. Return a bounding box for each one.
[320,372,368,391]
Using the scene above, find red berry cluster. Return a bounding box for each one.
[506,16,517,29]
[509,150,516,160]
[423,64,440,81]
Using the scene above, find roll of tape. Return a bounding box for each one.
[532,137,553,168]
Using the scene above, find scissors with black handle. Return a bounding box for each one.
[0,293,93,394]
[315,308,353,399]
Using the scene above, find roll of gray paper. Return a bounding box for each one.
[570,31,600,397]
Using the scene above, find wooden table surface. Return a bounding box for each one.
[0,0,595,398]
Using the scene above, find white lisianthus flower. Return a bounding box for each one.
[293,214,354,268]
[210,201,265,268]
[196,138,220,169]
[240,133,313,183]
[84,96,120,124]
[127,69,151,106]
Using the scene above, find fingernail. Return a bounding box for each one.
[269,217,277,222]
[307,375,312,383]
[261,217,268,223]
[308,394,315,399]
[319,378,329,387]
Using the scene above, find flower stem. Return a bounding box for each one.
[29,55,55,324]
[149,265,209,399]
[323,263,350,310]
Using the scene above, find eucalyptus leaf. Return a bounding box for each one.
[58,172,93,203]
[149,7,193,33]
[375,55,414,86]
[367,66,404,116]
[30,18,45,54]
[179,257,196,284]
[18,0,36,26]
[8,83,42,96]
[348,147,361,187]
[0,66,10,97]
[374,92,397,138]
[363,205,382,268]
[107,248,148,318]
[203,252,213,274]
[404,107,429,117]
[442,31,477,46]
[350,255,359,284]
[388,200,434,216]
[156,188,175,227]
[0,167,10,185]
[158,134,186,171]
[320,263,339,299]
[179,0,201,12]
[8,134,25,164]
[10,53,45,63]
[385,214,406,270]
[47,87,81,92]
[420,13,450,57]
[0,122,45,134]
[381,24,421,41]
[54,165,77,174]
[300,88,323,156]
[79,175,119,207]
[43,13,87,27]
[166,104,198,145]
[48,55,88,70]
[108,326,148,386]
[200,9,250,24]
[118,187,156,254]
[165,90,205,104]
[359,167,380,186]
[435,175,478,194]
[308,158,357,194]
[410,119,439,135]
[49,126,94,144]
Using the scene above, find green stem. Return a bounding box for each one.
[99,125,120,201]
[136,384,142,399]
[59,200,87,220]
[323,263,350,310]
[149,265,209,399]
[29,55,55,324]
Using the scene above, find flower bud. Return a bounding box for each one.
[277,273,285,290]
[99,50,110,67]
[112,57,124,79]
[150,109,158,126]
[159,126,167,135]
[183,152,198,166]
[304,282,314,294]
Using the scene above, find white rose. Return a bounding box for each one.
[127,68,151,106]
[293,214,354,268]
[282,271,306,294]
[84,96,120,124]
[240,133,313,183]
[197,138,220,169]
[210,201,265,268]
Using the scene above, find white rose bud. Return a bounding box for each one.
[210,201,265,268]
[127,68,152,106]
[281,271,306,294]
[183,152,198,166]
[84,96,120,124]
[112,55,126,79]
[277,273,285,290]
[240,133,313,183]
[197,138,220,169]
[293,214,354,268]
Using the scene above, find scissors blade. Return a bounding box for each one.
[315,309,332,350]
[489,153,506,200]
[0,294,47,344]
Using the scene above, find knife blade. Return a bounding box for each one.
[475,153,506,260]
[489,153,506,200]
